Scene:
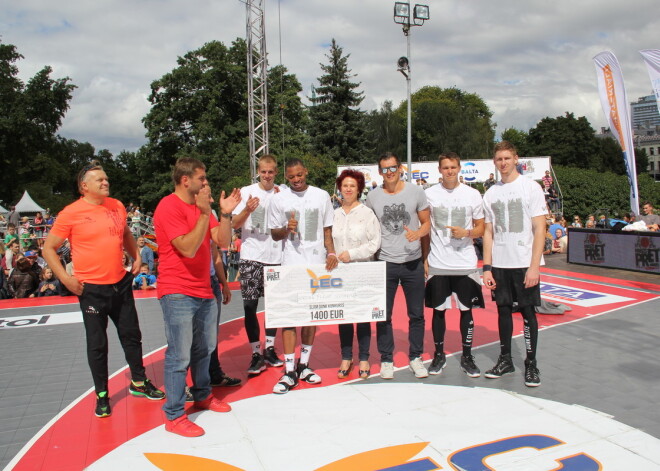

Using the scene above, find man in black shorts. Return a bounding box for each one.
[482,141,547,387]
[232,155,284,374]
[422,152,485,377]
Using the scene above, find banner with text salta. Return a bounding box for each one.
[640,49,660,103]
[593,51,639,215]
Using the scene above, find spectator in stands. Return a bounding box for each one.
[137,236,155,273]
[585,214,596,229]
[623,213,636,224]
[38,266,61,297]
[122,251,132,271]
[33,212,45,247]
[4,223,18,246]
[549,220,565,239]
[640,202,659,231]
[44,212,55,234]
[483,173,496,191]
[23,250,43,278]
[8,256,39,298]
[7,206,20,227]
[133,263,157,290]
[543,222,553,256]
[541,170,553,190]
[545,186,560,213]
[551,229,567,254]
[571,215,582,228]
[2,239,20,277]
[596,215,608,228]
[131,210,142,236]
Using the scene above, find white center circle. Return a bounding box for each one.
[89,383,660,470]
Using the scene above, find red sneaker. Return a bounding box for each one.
[194,394,232,413]
[165,414,205,437]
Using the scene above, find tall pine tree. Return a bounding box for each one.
[308,39,368,164]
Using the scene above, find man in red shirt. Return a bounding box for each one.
[43,161,164,419]
[154,157,241,437]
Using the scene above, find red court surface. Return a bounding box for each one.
[3,269,659,471]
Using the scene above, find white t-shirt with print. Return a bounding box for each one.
[267,185,333,265]
[232,182,283,265]
[483,175,547,268]
[426,183,483,271]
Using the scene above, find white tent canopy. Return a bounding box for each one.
[14,191,46,213]
[0,203,8,214]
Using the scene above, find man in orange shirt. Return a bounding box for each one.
[43,161,164,419]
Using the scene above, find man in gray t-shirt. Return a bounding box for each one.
[641,202,660,231]
[366,152,431,380]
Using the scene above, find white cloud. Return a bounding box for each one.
[2,0,657,155]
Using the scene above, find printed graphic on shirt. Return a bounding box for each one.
[249,206,267,235]
[381,203,410,235]
[107,208,125,237]
[432,205,468,237]
[304,208,319,241]
[492,198,524,234]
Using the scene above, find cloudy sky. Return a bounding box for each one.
[2,0,657,156]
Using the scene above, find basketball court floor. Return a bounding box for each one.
[1,258,658,470]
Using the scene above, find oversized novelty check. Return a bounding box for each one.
[264,261,386,328]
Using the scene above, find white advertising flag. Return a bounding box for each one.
[640,49,660,103]
[593,51,640,215]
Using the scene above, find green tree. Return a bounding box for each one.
[0,42,76,207]
[308,39,368,164]
[138,39,308,209]
[395,86,495,160]
[364,100,405,158]
[527,113,601,169]
[500,128,530,156]
[554,165,660,218]
[267,64,308,160]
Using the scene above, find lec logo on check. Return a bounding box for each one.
[307,269,343,294]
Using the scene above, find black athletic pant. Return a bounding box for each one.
[432,309,474,357]
[78,271,146,394]
[497,305,538,361]
[244,298,276,343]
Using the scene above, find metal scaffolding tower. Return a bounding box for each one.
[245,0,269,182]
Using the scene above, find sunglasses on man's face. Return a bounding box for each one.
[379,165,399,174]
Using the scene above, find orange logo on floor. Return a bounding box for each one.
[145,442,440,470]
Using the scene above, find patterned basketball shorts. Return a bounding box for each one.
[239,259,274,301]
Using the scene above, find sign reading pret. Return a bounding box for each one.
[264,261,387,328]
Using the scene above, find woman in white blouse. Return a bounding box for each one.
[332,169,382,379]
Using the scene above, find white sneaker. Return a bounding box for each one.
[409,357,429,378]
[273,371,298,394]
[380,361,394,379]
[296,363,322,384]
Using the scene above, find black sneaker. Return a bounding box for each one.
[273,371,298,394]
[247,353,267,375]
[129,379,165,400]
[524,359,541,387]
[263,346,284,367]
[211,374,242,387]
[428,352,446,375]
[460,355,481,378]
[485,354,515,378]
[95,391,111,418]
[185,386,194,403]
[296,362,322,384]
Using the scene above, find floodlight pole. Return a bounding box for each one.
[394,2,428,181]
[404,26,412,181]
